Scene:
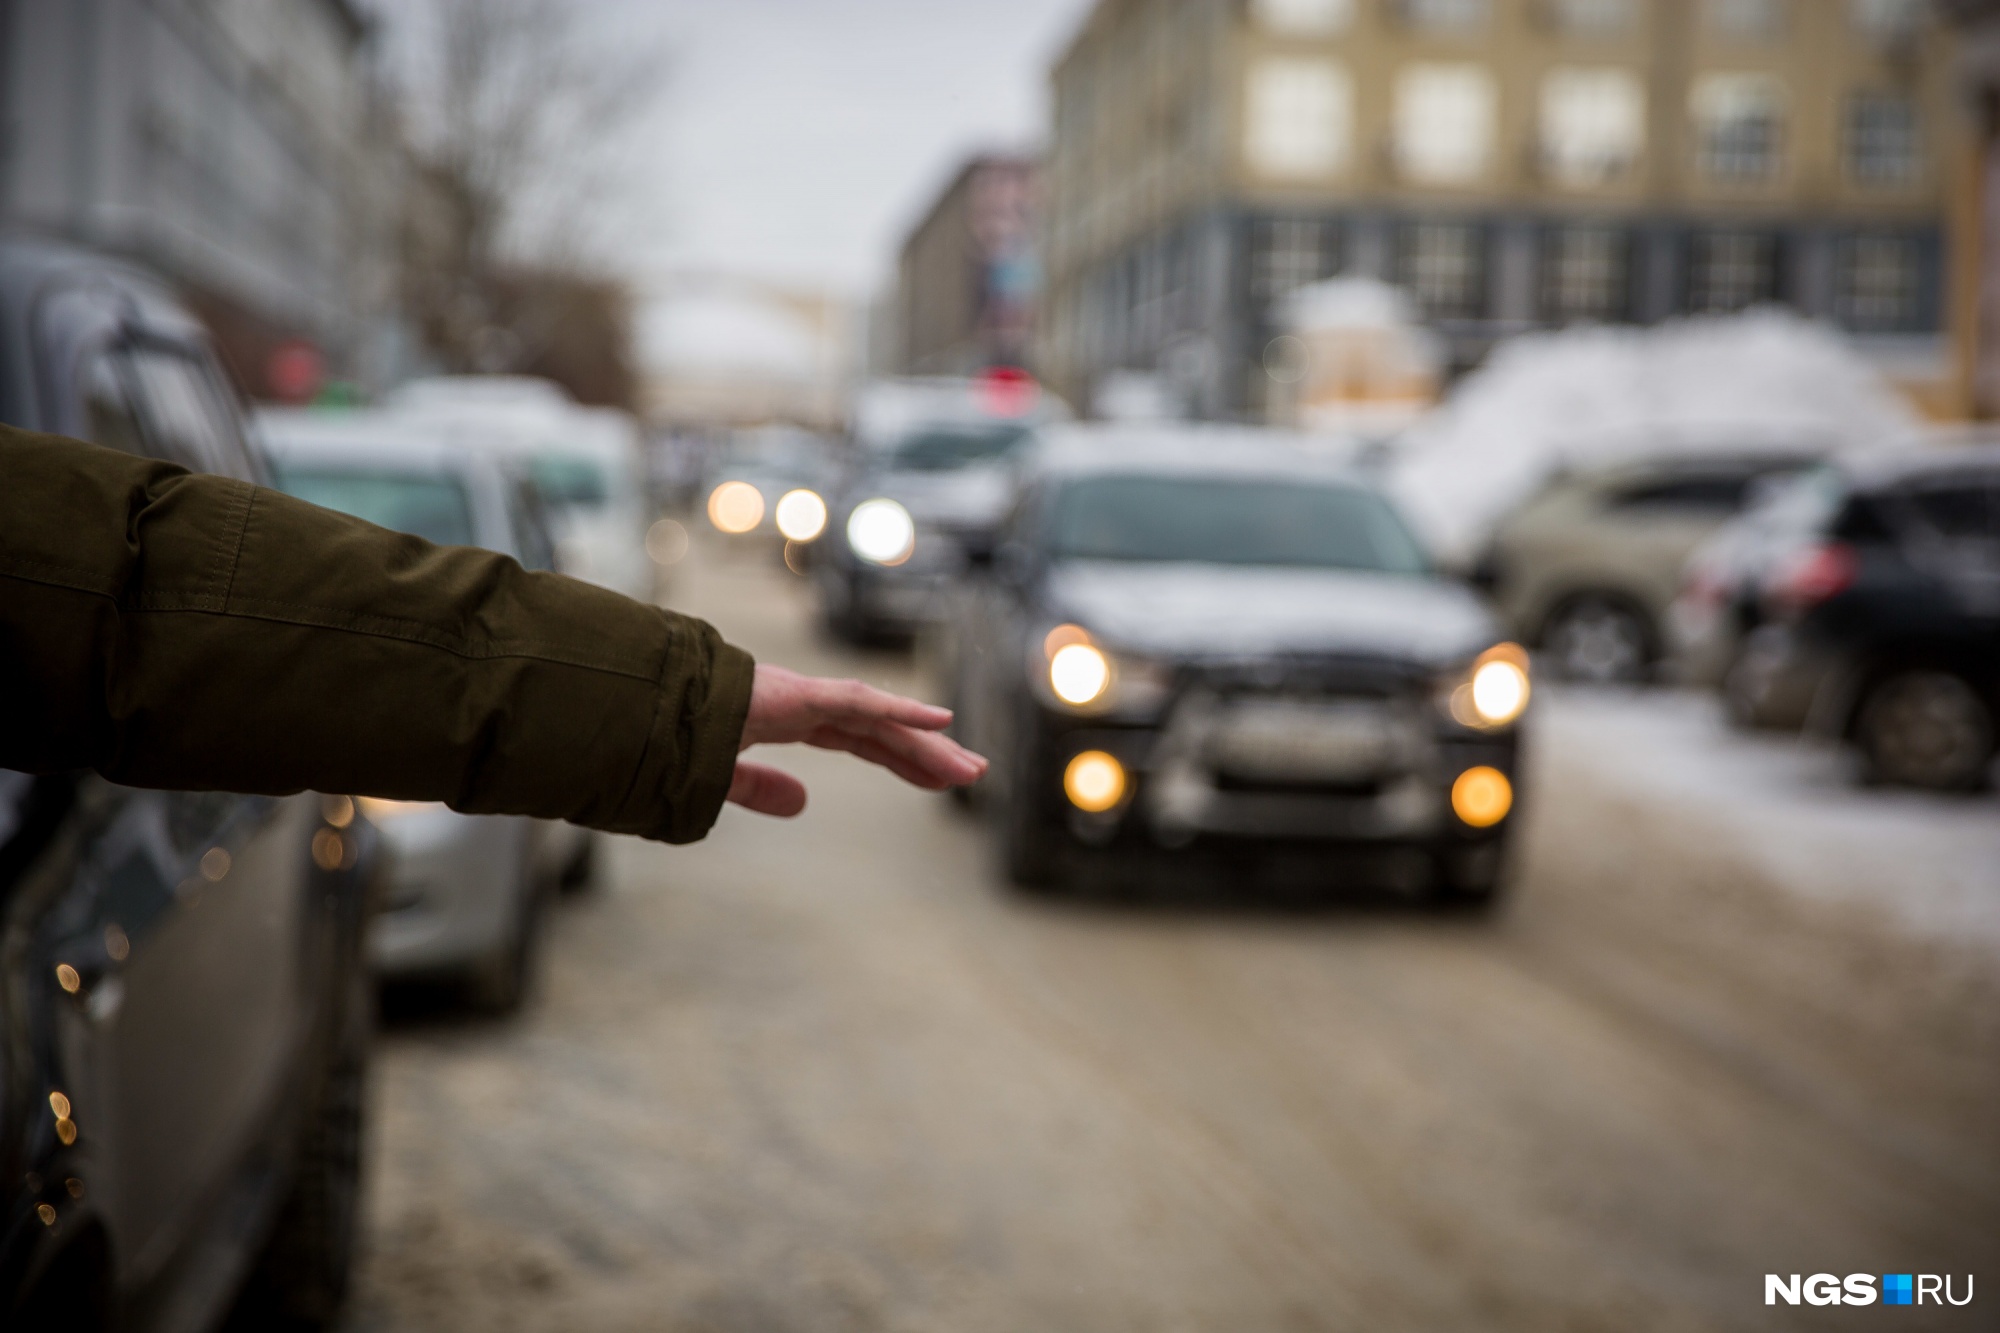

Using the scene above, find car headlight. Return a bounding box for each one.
[1051,642,1112,705]
[775,489,827,542]
[708,481,765,534]
[1033,624,1172,716]
[847,498,915,565]
[1440,643,1532,730]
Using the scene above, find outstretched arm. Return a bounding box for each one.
[0,425,983,843]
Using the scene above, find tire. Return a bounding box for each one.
[1432,841,1508,911]
[998,735,1061,890]
[233,969,369,1330]
[1856,670,1995,792]
[557,831,598,895]
[1543,595,1653,684]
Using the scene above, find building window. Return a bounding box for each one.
[1687,231,1778,312]
[1540,67,1645,187]
[1548,0,1637,35]
[1399,220,1487,320]
[1846,92,1920,187]
[1395,64,1498,185]
[1253,0,1355,35]
[1705,0,1784,39]
[1401,0,1492,31]
[1245,57,1355,179]
[1850,0,1924,43]
[1836,235,1921,331]
[1542,226,1629,322]
[1692,74,1785,183]
[1251,218,1341,301]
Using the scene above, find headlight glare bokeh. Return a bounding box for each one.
[708,481,765,534]
[847,498,916,565]
[775,489,829,542]
[1049,642,1112,706]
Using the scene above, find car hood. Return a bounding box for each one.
[1046,561,1500,667]
[854,465,1014,531]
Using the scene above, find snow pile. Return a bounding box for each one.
[1388,309,1920,564]
[1282,276,1423,332]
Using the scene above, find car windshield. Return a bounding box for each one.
[530,454,611,509]
[275,467,477,548]
[1047,474,1429,573]
[886,423,1030,472]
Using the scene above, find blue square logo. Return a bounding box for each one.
[1883,1274,1914,1306]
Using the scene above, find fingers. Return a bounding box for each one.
[807,676,954,732]
[808,719,987,788]
[727,761,808,817]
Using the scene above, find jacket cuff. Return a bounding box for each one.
[648,626,755,843]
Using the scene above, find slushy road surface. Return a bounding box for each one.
[345,536,1998,1332]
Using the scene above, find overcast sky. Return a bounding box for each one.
[586,0,1093,300]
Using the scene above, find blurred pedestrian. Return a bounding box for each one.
[0,425,985,832]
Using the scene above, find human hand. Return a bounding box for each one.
[726,664,989,817]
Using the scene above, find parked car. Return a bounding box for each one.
[1699,448,2000,790]
[385,376,653,603]
[259,410,597,1009]
[1668,466,1850,689]
[944,424,1531,903]
[0,236,374,1329]
[1477,451,1821,683]
[816,375,1067,642]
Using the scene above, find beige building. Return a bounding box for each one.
[1040,0,1960,419]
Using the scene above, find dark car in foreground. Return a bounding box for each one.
[944,426,1531,903]
[1703,448,2000,790]
[0,237,375,1329]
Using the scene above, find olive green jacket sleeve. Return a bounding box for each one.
[0,424,754,844]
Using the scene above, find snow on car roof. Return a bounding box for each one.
[1025,422,1365,485]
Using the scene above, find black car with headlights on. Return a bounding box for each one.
[815,375,1066,642]
[943,426,1530,903]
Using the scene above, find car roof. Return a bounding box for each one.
[1843,442,2000,490]
[1024,422,1365,485]
[256,409,507,478]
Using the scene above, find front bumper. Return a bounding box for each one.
[1019,676,1522,851]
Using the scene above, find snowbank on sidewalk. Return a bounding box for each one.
[1387,310,1920,565]
[1535,688,2000,957]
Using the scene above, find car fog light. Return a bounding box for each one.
[847,498,915,565]
[1050,643,1112,706]
[1450,766,1513,828]
[1064,750,1126,813]
[708,481,765,534]
[775,489,828,542]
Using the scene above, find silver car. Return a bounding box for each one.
[259,410,595,1011]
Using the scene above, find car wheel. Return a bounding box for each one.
[1432,841,1508,911]
[466,855,550,1015]
[557,831,598,895]
[997,735,1062,890]
[1857,670,1995,792]
[1543,595,1653,684]
[231,968,369,1330]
